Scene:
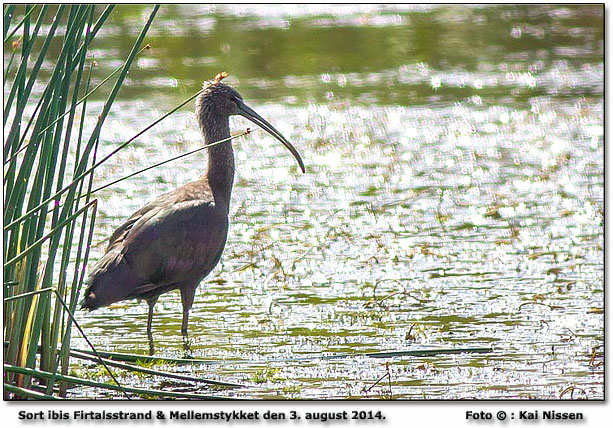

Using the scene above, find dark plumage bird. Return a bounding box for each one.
[81,74,305,354]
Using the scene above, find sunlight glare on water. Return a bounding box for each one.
[11,4,600,399]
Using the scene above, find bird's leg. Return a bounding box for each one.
[180,286,196,358]
[181,322,192,357]
[146,297,158,356]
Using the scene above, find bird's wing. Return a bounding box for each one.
[120,198,228,293]
[106,190,179,250]
[85,197,227,308]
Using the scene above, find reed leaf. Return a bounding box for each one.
[3,4,160,400]
[5,365,233,400]
[3,4,39,42]
[5,85,200,232]
[69,350,244,388]
[3,4,16,39]
[4,384,62,400]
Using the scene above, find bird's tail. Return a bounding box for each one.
[81,250,136,311]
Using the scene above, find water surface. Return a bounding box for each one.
[9,4,602,399]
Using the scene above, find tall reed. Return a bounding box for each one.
[3,4,159,399]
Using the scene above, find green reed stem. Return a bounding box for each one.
[3,4,38,42]
[4,365,230,400]
[89,128,252,195]
[5,87,202,232]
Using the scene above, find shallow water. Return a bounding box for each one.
[9,4,603,399]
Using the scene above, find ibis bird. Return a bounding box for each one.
[81,73,305,354]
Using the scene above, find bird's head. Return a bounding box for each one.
[196,73,305,173]
[197,73,244,117]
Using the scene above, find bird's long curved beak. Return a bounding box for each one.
[237,101,306,173]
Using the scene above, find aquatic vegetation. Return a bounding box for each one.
[5,4,603,399]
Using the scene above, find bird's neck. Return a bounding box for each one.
[203,117,235,209]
